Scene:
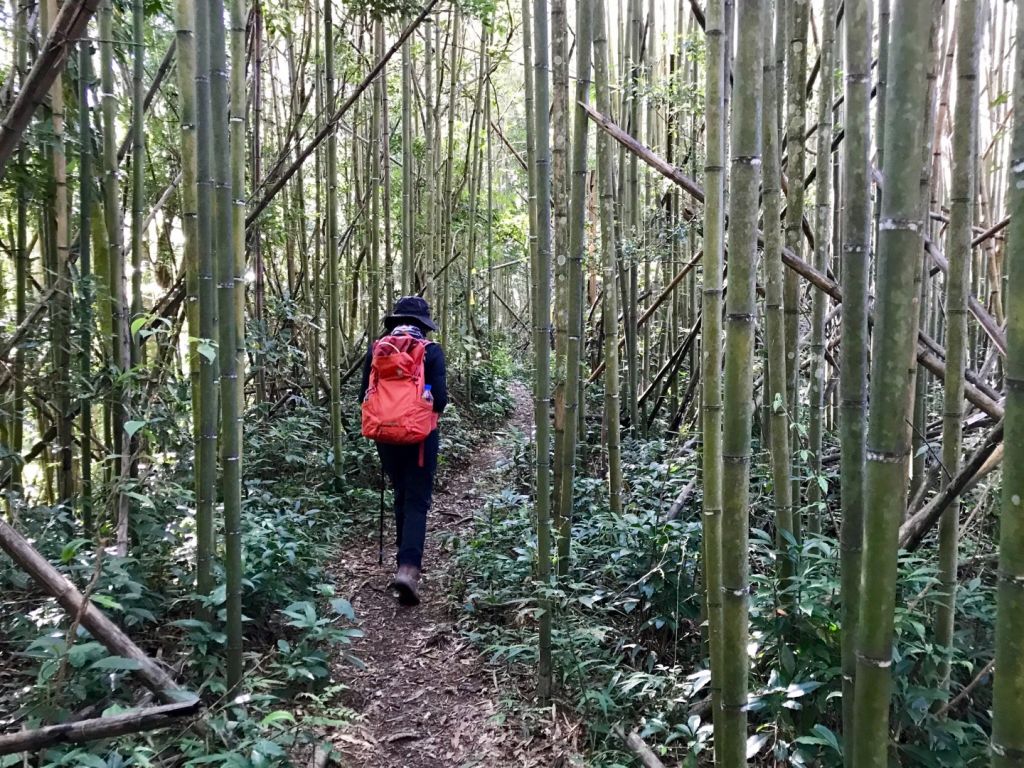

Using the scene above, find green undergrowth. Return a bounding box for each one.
[0,353,515,767]
[449,404,999,767]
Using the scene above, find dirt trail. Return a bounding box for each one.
[325,383,579,767]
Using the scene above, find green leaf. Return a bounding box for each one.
[196,338,218,361]
[260,710,296,727]
[811,724,841,752]
[330,598,355,620]
[747,733,770,759]
[91,655,143,671]
[124,420,147,438]
[130,314,153,337]
[90,593,123,611]
[817,475,828,493]
[60,538,90,563]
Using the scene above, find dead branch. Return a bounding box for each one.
[0,0,101,177]
[0,701,200,756]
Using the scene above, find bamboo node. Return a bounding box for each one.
[855,652,892,669]
[997,571,1024,587]
[866,448,907,464]
[990,740,1024,759]
[879,218,920,233]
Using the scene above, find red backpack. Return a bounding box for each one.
[361,334,438,446]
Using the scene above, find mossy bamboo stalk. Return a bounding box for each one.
[807,0,835,536]
[79,34,94,529]
[370,19,384,337]
[401,14,414,295]
[761,0,794,606]
[130,0,145,365]
[718,2,763,763]
[783,0,808,517]
[852,1,934,761]
[532,0,554,702]
[11,0,27,497]
[936,0,982,704]
[701,0,726,750]
[839,0,872,755]
[991,2,1024,760]
[326,0,344,488]
[100,0,131,555]
[175,0,201,555]
[555,0,592,576]
[42,0,73,507]
[208,0,244,692]
[192,0,218,600]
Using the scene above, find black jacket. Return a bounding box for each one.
[358,339,448,415]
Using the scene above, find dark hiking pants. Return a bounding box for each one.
[377,430,439,569]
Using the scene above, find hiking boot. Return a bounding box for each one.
[390,564,421,607]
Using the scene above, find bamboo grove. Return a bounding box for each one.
[0,0,1024,764]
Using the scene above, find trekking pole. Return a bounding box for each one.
[378,463,385,566]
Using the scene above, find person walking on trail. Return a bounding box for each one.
[359,296,448,607]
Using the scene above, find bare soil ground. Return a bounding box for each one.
[323,384,583,768]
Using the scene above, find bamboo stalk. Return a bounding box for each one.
[0,701,201,756]
[992,2,1024,758]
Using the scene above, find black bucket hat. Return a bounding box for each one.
[384,295,439,332]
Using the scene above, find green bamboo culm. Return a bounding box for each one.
[592,0,622,515]
[175,0,202,568]
[100,0,132,554]
[401,13,414,295]
[325,0,344,488]
[207,0,244,692]
[551,0,569,552]
[79,35,94,530]
[701,0,726,749]
[192,0,219,601]
[806,0,835,536]
[554,0,591,576]
[230,0,246,400]
[718,1,763,763]
[531,0,554,703]
[935,0,983,705]
[760,0,794,605]
[11,0,28,498]
[851,1,934,763]
[369,20,383,337]
[990,0,1024,761]
[130,0,145,365]
[839,0,872,755]
[782,0,808,517]
[42,0,74,507]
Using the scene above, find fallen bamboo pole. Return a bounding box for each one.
[612,727,667,768]
[0,700,201,756]
[899,422,1004,550]
[246,0,439,227]
[0,0,101,177]
[0,521,193,703]
[588,250,703,382]
[582,104,1006,420]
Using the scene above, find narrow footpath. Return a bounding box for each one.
[324,383,581,767]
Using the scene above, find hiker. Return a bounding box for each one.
[359,296,448,606]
